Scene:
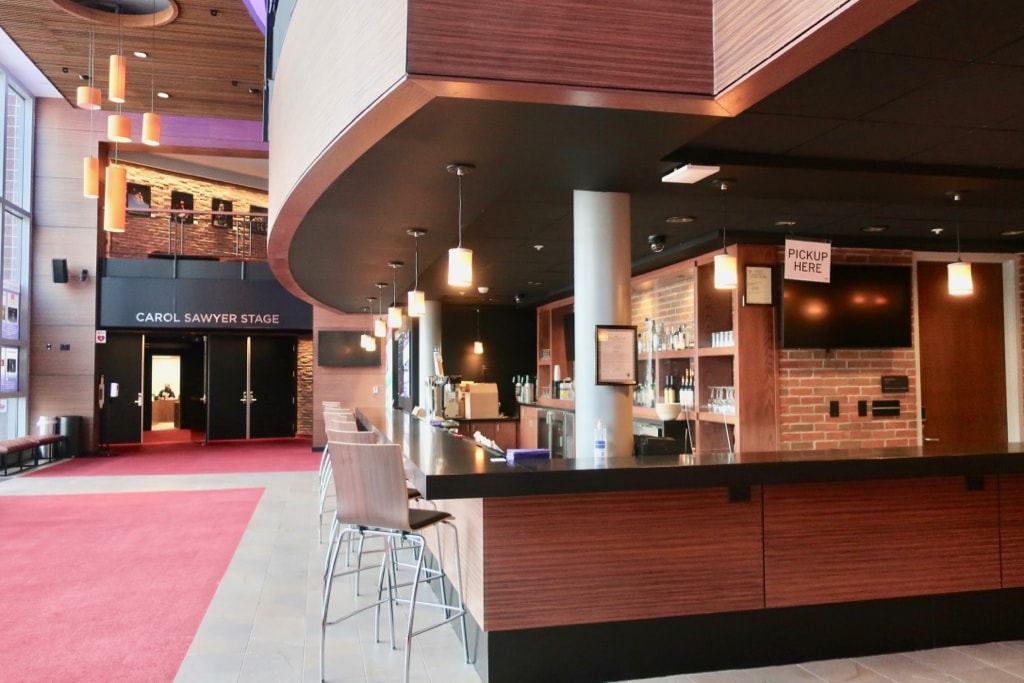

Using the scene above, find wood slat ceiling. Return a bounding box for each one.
[0,0,265,122]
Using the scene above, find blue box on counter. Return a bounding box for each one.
[505,448,551,463]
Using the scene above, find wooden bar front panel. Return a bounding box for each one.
[481,487,763,631]
[1000,474,1024,587]
[764,477,1001,608]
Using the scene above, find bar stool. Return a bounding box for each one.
[321,441,468,683]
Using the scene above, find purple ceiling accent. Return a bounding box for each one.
[119,112,268,151]
[242,0,267,34]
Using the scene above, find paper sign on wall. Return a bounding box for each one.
[784,238,832,282]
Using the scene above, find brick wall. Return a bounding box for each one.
[297,336,313,437]
[631,268,696,338]
[106,163,268,260]
[777,249,918,449]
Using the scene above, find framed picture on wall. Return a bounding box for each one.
[212,198,232,228]
[126,183,151,216]
[249,205,267,234]
[171,190,194,224]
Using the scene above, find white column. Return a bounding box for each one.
[573,190,632,457]
[418,300,442,410]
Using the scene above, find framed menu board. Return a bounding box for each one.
[595,325,637,385]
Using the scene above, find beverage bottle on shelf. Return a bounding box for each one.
[515,375,522,402]
[663,375,675,404]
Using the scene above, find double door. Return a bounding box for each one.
[99,332,297,444]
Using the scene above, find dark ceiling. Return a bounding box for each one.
[286,0,1024,313]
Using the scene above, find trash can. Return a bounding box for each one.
[35,415,58,460]
[58,416,82,459]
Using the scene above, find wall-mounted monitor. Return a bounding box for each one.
[780,265,914,350]
[317,330,381,367]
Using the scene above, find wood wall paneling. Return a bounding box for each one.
[736,244,780,451]
[481,488,764,631]
[764,477,1001,608]
[1000,474,1024,588]
[424,496,487,625]
[407,0,713,95]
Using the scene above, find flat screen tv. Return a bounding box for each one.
[781,265,913,350]
[317,330,381,367]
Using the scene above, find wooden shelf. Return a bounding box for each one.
[697,346,735,357]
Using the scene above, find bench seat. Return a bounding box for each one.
[0,434,66,475]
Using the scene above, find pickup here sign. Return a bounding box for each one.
[784,238,832,283]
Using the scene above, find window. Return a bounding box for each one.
[0,67,32,438]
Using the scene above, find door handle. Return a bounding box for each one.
[924,437,940,442]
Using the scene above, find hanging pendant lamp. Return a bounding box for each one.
[407,228,427,317]
[713,180,737,289]
[374,282,388,337]
[361,301,377,351]
[141,0,161,146]
[103,163,127,233]
[946,191,973,296]
[107,109,132,142]
[446,163,474,287]
[474,308,484,354]
[83,156,100,198]
[387,261,404,329]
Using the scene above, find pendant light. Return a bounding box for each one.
[82,29,101,198]
[361,301,377,351]
[77,30,102,111]
[103,162,127,232]
[473,308,484,355]
[373,283,388,337]
[387,261,404,329]
[446,163,474,287]
[407,228,427,317]
[141,0,161,146]
[108,8,126,104]
[947,191,973,297]
[713,179,737,289]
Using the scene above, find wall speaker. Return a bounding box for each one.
[52,258,68,283]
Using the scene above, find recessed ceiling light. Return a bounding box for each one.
[774,220,797,227]
[931,227,944,235]
[664,215,694,224]
[661,164,720,184]
[157,92,170,99]
[533,244,544,251]
[861,225,888,233]
[133,51,148,59]
[1001,229,1024,236]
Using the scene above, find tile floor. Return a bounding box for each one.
[3,457,1024,683]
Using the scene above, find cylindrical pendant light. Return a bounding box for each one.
[947,261,973,296]
[473,308,484,354]
[362,302,377,351]
[108,54,126,104]
[446,163,475,288]
[141,111,161,146]
[374,282,388,337]
[946,191,974,297]
[107,113,131,142]
[714,252,738,289]
[83,156,99,198]
[76,86,101,111]
[387,261,404,329]
[103,164,127,233]
[713,180,738,290]
[407,228,427,317]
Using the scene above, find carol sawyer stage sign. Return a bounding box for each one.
[100,277,312,330]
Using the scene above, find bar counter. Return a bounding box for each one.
[355,407,1024,683]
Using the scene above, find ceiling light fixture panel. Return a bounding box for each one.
[662,163,720,184]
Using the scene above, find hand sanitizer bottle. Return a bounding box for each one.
[594,420,607,458]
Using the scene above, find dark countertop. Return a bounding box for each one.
[356,407,1024,500]
[453,416,519,423]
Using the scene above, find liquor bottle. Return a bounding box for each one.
[663,375,675,404]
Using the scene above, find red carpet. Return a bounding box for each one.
[0,488,263,682]
[27,438,317,477]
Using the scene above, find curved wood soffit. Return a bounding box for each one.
[268,0,912,309]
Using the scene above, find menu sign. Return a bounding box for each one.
[595,325,637,385]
